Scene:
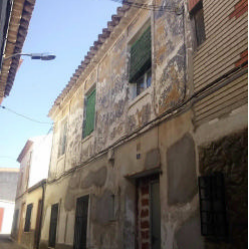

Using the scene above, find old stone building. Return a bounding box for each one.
[12,135,52,249]
[39,0,248,249]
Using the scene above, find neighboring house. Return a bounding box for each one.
[11,135,52,249]
[0,168,19,234]
[39,1,247,249]
[0,0,35,104]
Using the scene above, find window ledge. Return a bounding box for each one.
[82,132,94,144]
[57,154,65,162]
[129,87,151,110]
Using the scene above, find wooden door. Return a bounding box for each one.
[74,196,89,249]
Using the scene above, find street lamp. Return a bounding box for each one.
[3,53,56,61]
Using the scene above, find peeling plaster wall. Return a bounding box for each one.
[49,0,192,180]
[41,105,247,249]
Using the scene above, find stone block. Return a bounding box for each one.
[175,213,204,249]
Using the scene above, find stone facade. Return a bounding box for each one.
[39,0,248,249]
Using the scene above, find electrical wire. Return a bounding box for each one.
[110,0,180,12]
[0,105,52,125]
[0,156,17,160]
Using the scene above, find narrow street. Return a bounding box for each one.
[0,235,25,249]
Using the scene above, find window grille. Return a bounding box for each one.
[198,173,228,238]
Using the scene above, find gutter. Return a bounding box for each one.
[0,0,13,72]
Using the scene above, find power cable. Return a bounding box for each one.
[110,0,182,13]
[0,156,17,161]
[0,105,52,125]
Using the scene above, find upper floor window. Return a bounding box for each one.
[24,203,33,232]
[83,88,96,138]
[190,1,206,48]
[129,26,152,97]
[58,119,67,157]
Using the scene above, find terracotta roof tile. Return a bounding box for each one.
[49,4,131,116]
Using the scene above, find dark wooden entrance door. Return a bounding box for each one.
[74,196,89,249]
[48,203,59,248]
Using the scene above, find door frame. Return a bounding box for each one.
[18,202,25,243]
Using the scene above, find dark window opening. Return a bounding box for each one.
[198,173,228,238]
[190,1,206,48]
[49,203,59,248]
[24,204,33,232]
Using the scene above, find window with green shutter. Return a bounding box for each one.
[129,26,151,83]
[58,119,67,157]
[83,89,96,138]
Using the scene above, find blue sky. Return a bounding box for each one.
[0,0,121,168]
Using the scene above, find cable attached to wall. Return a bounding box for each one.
[110,0,183,14]
[0,105,52,125]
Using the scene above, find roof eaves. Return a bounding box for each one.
[0,0,36,102]
[48,4,132,118]
[17,139,33,163]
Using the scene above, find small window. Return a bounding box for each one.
[24,204,33,232]
[190,1,206,48]
[129,26,152,97]
[58,119,67,157]
[49,203,59,248]
[83,89,96,138]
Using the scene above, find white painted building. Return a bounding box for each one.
[0,168,19,234]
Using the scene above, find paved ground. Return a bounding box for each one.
[0,234,25,249]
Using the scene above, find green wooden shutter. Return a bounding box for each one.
[129,26,151,83]
[83,89,96,138]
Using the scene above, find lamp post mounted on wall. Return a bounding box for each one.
[3,53,56,61]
